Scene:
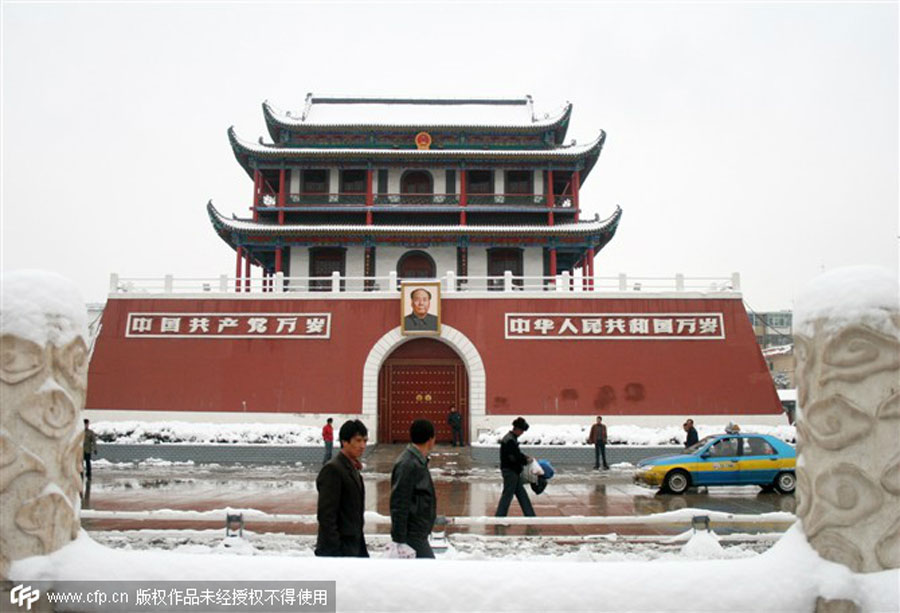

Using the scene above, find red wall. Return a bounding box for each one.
[87,295,780,416]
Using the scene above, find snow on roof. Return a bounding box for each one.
[777,389,797,402]
[267,94,566,128]
[0,270,88,346]
[208,202,621,236]
[794,266,899,337]
[231,127,603,159]
[761,344,793,357]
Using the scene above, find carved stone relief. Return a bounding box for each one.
[0,274,88,579]
[795,308,900,575]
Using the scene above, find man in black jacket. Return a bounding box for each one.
[683,419,699,448]
[390,419,437,558]
[495,417,536,517]
[315,419,369,557]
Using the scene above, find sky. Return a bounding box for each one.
[2,1,897,311]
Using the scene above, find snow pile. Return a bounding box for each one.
[680,530,726,559]
[9,525,898,612]
[794,266,899,337]
[476,423,796,446]
[0,270,87,346]
[89,421,796,447]
[92,421,323,445]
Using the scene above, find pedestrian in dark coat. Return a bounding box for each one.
[684,419,699,448]
[390,419,437,558]
[495,417,536,517]
[83,419,98,480]
[587,416,609,469]
[447,405,463,447]
[315,419,369,557]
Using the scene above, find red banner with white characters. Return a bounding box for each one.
[125,312,331,339]
[504,313,724,340]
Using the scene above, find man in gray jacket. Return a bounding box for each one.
[389,419,437,558]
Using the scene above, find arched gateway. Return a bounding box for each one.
[362,324,485,443]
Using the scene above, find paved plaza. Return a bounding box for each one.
[81,444,795,540]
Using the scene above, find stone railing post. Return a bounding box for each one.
[793,266,899,612]
[0,272,87,579]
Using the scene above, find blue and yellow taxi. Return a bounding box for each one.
[633,433,796,494]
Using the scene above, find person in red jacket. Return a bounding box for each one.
[322,418,334,465]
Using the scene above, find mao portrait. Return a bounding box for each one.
[401,282,441,335]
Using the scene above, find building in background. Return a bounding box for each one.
[87,95,782,441]
[748,310,793,349]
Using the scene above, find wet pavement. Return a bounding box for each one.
[81,444,796,538]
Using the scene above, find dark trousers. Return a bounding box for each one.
[495,469,535,517]
[408,535,435,559]
[594,443,609,469]
[83,452,92,479]
[451,428,463,447]
[323,441,333,464]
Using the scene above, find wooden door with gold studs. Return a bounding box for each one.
[378,339,468,443]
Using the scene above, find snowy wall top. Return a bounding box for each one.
[794,266,899,337]
[0,270,88,346]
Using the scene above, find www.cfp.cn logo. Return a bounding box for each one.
[10,584,40,611]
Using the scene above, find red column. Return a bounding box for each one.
[459,169,467,226]
[547,170,555,226]
[278,168,286,225]
[587,247,595,291]
[252,170,260,222]
[366,169,373,225]
[235,247,243,293]
[572,170,580,221]
[549,247,557,277]
[275,247,283,274]
[244,252,251,292]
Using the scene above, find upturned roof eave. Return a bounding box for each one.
[229,126,604,178]
[262,100,573,136]
[207,200,621,241]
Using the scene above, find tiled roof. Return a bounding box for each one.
[207,201,622,237]
[264,94,571,129]
[230,127,604,161]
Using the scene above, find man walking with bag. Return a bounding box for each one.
[495,417,536,517]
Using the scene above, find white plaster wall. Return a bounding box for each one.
[328,168,339,195]
[523,247,544,279]
[375,246,456,279]
[467,246,489,291]
[533,169,544,195]
[386,168,443,194]
[345,246,366,290]
[289,168,300,193]
[289,247,309,284]
[494,170,504,195]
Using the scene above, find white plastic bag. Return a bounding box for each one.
[522,459,544,484]
[385,542,417,559]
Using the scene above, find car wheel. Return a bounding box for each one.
[774,471,796,494]
[664,470,690,495]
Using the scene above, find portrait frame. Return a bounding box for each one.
[400,281,441,336]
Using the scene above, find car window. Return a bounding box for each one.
[707,437,740,458]
[743,437,776,456]
[687,435,716,454]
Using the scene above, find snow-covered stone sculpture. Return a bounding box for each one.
[0,271,88,579]
[793,266,899,609]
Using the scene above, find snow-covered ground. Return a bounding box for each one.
[10,525,897,612]
[90,420,796,446]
